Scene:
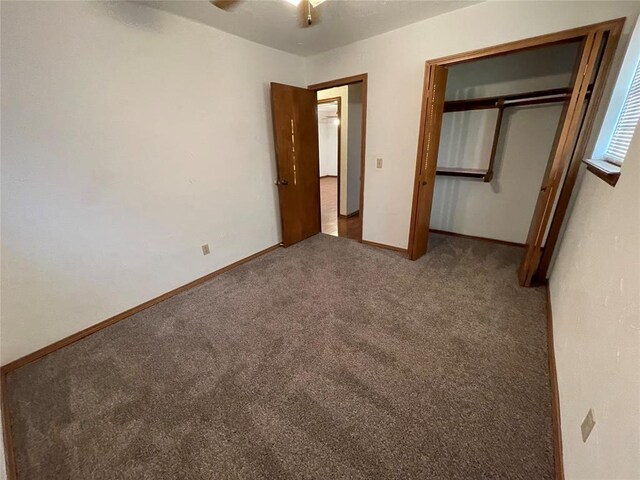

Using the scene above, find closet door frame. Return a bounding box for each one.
[407,18,625,286]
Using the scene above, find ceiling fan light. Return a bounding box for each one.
[309,0,327,6]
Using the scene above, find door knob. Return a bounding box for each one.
[275,179,289,186]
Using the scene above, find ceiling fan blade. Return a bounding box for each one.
[297,0,321,28]
[210,0,241,11]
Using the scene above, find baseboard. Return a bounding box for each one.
[0,243,281,479]
[361,239,408,256]
[429,229,526,248]
[1,373,16,480]
[546,286,565,480]
[319,175,337,178]
[1,243,281,375]
[338,210,359,219]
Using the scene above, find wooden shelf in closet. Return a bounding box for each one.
[437,86,594,182]
[435,167,488,179]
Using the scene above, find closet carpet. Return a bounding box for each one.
[6,234,553,479]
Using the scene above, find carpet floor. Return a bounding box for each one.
[6,234,553,479]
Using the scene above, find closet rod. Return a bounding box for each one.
[443,86,593,113]
[437,85,594,182]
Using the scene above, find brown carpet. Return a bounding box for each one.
[6,234,553,479]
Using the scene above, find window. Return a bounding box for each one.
[585,27,640,187]
[605,57,640,165]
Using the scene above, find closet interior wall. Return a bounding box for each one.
[430,42,581,244]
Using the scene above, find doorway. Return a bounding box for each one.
[407,19,624,286]
[269,74,367,248]
[317,98,341,235]
[311,75,367,243]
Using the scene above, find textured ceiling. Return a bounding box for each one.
[138,0,482,56]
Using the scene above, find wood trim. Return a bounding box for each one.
[585,165,620,186]
[518,32,599,285]
[519,28,613,286]
[1,244,281,375]
[359,76,368,243]
[407,62,433,259]
[536,24,624,282]
[309,73,367,243]
[408,64,449,260]
[428,18,624,66]
[1,372,16,480]
[317,97,341,105]
[0,243,282,479]
[546,286,565,480]
[436,167,487,179]
[308,73,368,91]
[484,100,504,182]
[408,18,625,285]
[430,229,526,248]
[338,210,359,219]
[361,239,408,256]
[443,87,584,113]
[319,175,338,178]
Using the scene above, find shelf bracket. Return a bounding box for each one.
[484,99,504,182]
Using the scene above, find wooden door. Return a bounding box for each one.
[271,82,321,247]
[408,65,448,260]
[517,32,607,286]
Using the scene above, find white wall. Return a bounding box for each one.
[346,83,362,215]
[432,43,578,243]
[318,115,338,177]
[549,125,640,479]
[0,1,305,365]
[305,1,640,249]
[318,86,349,215]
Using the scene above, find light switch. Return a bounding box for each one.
[376,158,383,168]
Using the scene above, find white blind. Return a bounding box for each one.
[606,59,640,165]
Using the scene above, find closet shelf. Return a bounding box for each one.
[438,85,594,183]
[443,86,592,113]
[435,167,488,179]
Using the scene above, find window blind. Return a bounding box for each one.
[606,59,640,165]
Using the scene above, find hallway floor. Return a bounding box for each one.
[320,176,362,241]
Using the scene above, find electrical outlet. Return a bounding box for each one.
[201,244,210,256]
[581,408,596,443]
[376,158,383,168]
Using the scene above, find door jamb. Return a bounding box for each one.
[309,74,368,242]
[407,19,624,281]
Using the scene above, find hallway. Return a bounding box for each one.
[320,176,362,241]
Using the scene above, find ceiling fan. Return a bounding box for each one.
[210,0,328,27]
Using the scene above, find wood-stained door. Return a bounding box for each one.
[518,31,608,286]
[408,65,448,260]
[271,82,321,247]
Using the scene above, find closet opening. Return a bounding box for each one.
[407,19,624,286]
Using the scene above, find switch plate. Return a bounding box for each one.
[376,158,383,168]
[202,244,210,255]
[581,408,595,443]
